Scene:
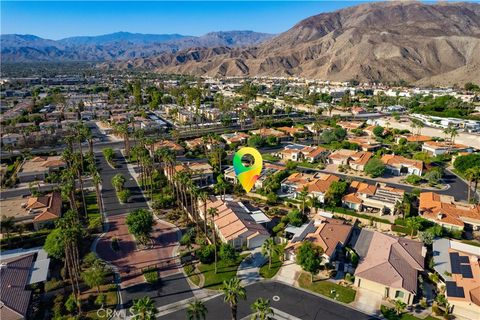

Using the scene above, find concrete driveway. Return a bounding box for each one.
[352,287,383,315]
[274,260,303,285]
[237,248,267,285]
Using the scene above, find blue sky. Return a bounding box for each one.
[1,1,371,39]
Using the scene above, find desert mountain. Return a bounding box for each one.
[109,1,480,86]
[0,31,273,62]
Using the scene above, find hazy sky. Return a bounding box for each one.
[1,1,372,39]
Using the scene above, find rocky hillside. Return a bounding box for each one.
[0,31,273,62]
[108,2,480,86]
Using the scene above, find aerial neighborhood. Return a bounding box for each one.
[1,2,480,320]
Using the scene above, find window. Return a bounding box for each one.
[395,291,405,299]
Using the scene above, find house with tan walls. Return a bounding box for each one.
[353,230,425,305]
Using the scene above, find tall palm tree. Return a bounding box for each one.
[465,167,480,203]
[223,277,247,320]
[298,186,309,215]
[208,207,219,273]
[405,217,421,237]
[186,299,208,320]
[250,298,274,320]
[130,297,158,320]
[198,191,209,236]
[307,195,321,214]
[261,237,277,269]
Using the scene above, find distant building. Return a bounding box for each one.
[281,172,339,203]
[150,140,185,156]
[274,144,329,163]
[419,192,480,231]
[168,162,214,188]
[221,132,250,145]
[381,154,423,176]
[17,156,66,183]
[422,141,473,156]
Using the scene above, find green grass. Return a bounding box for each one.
[197,254,248,290]
[298,273,356,304]
[298,161,320,169]
[143,267,159,284]
[259,250,282,279]
[261,153,280,162]
[326,206,392,224]
[85,192,100,219]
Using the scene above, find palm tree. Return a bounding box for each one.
[250,298,274,320]
[223,277,247,320]
[186,299,208,320]
[465,166,480,203]
[298,186,309,215]
[0,216,15,243]
[111,173,126,192]
[307,195,321,214]
[199,191,209,236]
[261,237,276,269]
[405,217,421,237]
[131,296,158,320]
[208,207,219,273]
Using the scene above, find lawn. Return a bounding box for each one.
[298,273,356,304]
[262,153,280,162]
[460,239,480,247]
[259,249,282,279]
[197,254,248,290]
[85,192,100,219]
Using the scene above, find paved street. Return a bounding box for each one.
[94,151,192,305]
[160,281,376,320]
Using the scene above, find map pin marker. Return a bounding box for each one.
[233,147,263,193]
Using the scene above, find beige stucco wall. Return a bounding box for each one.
[355,277,413,305]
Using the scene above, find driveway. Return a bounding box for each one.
[237,248,267,285]
[274,260,303,286]
[352,287,383,315]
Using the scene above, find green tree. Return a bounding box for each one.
[325,180,348,207]
[372,125,385,138]
[261,238,277,269]
[111,173,126,192]
[187,299,208,320]
[296,241,323,282]
[405,216,421,237]
[364,158,386,178]
[126,209,155,245]
[223,277,247,320]
[44,228,66,259]
[465,167,480,203]
[219,243,238,263]
[81,260,108,293]
[250,298,274,320]
[131,297,158,320]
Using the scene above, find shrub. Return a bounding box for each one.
[196,244,215,264]
[406,174,422,185]
[344,273,355,283]
[64,294,77,313]
[143,268,159,284]
[117,189,131,203]
[45,278,63,292]
[219,243,238,263]
[95,294,107,306]
[364,158,386,178]
[184,263,194,274]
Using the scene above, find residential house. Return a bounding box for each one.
[150,140,185,156]
[347,137,382,152]
[274,144,329,163]
[0,249,49,320]
[396,134,433,144]
[419,192,480,231]
[1,133,23,147]
[337,121,364,132]
[224,162,285,190]
[349,151,373,171]
[353,230,425,305]
[281,172,339,203]
[0,192,62,231]
[169,162,214,188]
[432,238,480,320]
[250,128,288,141]
[185,137,225,152]
[198,196,270,249]
[17,156,66,183]
[221,132,250,145]
[328,149,357,165]
[285,217,352,263]
[276,126,305,138]
[342,181,404,214]
[381,154,424,176]
[422,141,473,156]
